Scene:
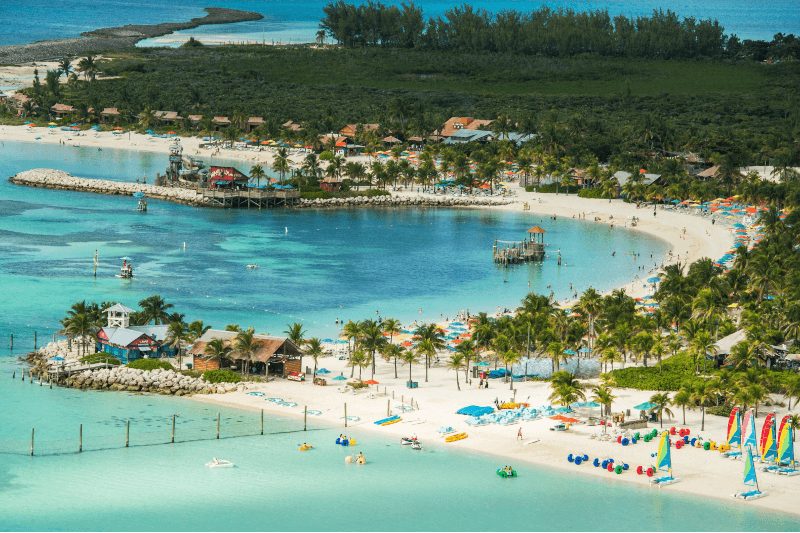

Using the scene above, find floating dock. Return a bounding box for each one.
[493,226,548,264]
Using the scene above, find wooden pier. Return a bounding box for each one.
[493,226,548,264]
[198,188,301,208]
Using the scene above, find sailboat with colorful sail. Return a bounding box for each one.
[732,448,768,500]
[759,413,779,469]
[772,415,799,476]
[649,431,681,487]
[722,407,742,459]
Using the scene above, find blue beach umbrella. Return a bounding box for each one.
[647,277,661,283]
[333,375,347,381]
[317,368,331,374]
[133,192,145,198]
[563,349,576,355]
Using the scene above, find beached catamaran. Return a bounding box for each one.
[649,431,681,487]
[760,413,778,464]
[762,414,800,476]
[722,407,742,459]
[733,448,768,500]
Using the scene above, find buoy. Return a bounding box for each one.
[615,465,623,474]
[623,463,629,470]
[617,436,622,443]
[601,460,609,468]
[631,438,637,444]
[646,467,654,477]
[568,454,574,463]
[636,466,644,475]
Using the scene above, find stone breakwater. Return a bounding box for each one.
[297,195,514,208]
[10,169,516,209]
[10,169,205,206]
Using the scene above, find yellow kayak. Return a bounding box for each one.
[381,418,401,426]
[446,433,468,442]
[299,445,313,451]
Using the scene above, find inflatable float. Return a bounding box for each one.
[497,468,517,478]
[299,444,313,451]
[336,437,357,446]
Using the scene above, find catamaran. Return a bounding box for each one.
[762,414,799,475]
[732,448,768,500]
[649,431,681,487]
[759,412,778,465]
[722,407,742,459]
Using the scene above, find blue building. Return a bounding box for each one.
[95,304,177,364]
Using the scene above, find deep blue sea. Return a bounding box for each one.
[0,0,797,47]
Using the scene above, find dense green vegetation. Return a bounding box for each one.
[79,354,121,365]
[321,2,731,59]
[126,359,174,371]
[202,369,242,384]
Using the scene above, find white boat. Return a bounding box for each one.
[650,476,682,487]
[732,490,769,500]
[206,458,234,468]
[411,442,423,451]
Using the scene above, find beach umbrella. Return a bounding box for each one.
[364,379,379,385]
[633,401,658,411]
[132,192,145,198]
[119,256,131,261]
[475,362,490,367]
[316,368,330,374]
[49,356,65,361]
[563,349,576,355]
[333,375,347,381]
[647,277,661,283]
[145,129,153,133]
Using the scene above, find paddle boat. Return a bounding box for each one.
[411,442,423,451]
[497,468,517,478]
[400,436,418,445]
[336,436,357,446]
[299,444,313,451]
[346,453,367,465]
[206,458,234,468]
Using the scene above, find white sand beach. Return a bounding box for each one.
[8,124,789,513]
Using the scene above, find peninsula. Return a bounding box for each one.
[0,8,264,64]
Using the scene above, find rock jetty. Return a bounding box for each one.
[10,169,204,206]
[10,169,517,210]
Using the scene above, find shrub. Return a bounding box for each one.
[351,380,369,389]
[578,188,609,199]
[203,369,242,383]
[301,189,391,200]
[80,354,120,365]
[181,369,203,379]
[706,404,734,417]
[127,359,173,371]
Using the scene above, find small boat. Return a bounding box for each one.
[650,432,682,487]
[445,432,468,443]
[497,468,517,478]
[400,437,417,445]
[206,458,234,468]
[411,442,423,451]
[116,260,133,279]
[732,449,768,500]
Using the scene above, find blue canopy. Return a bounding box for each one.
[333,375,347,380]
[475,362,490,367]
[563,349,576,355]
[49,356,65,361]
[578,347,590,353]
[316,368,330,374]
[633,401,658,411]
[570,401,600,408]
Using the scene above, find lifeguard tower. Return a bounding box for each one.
[105,303,135,328]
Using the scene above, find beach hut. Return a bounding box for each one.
[189,329,303,377]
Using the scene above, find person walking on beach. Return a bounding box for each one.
[517,428,523,441]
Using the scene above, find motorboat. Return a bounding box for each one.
[206,458,234,468]
[116,260,133,279]
[400,436,418,445]
[411,442,423,451]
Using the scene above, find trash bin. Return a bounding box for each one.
[406,381,418,388]
[186,363,193,370]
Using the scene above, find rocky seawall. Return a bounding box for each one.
[10,169,516,209]
[25,340,250,396]
[10,169,205,206]
[0,8,264,64]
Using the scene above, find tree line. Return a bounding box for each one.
[320,2,732,59]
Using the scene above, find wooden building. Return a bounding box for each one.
[189,330,303,377]
[208,166,249,189]
[50,103,75,119]
[320,176,343,191]
[95,304,177,364]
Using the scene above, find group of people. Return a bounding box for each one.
[502,466,515,474]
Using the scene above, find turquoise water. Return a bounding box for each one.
[0,1,796,47]
[0,140,670,345]
[1,359,797,531]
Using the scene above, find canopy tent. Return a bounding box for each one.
[633,401,659,411]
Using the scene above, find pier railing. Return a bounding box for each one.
[493,239,546,264]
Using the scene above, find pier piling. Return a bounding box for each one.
[79,424,82,453]
[216,413,220,439]
[12,371,15,379]
[126,420,129,447]
[387,399,390,416]
[344,403,347,428]
[34,331,36,350]
[261,409,264,435]
[30,428,34,456]
[9,333,12,349]
[304,406,307,431]
[172,415,175,443]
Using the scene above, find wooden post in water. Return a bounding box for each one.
[9,333,12,349]
[216,413,220,439]
[34,331,36,350]
[12,371,15,379]
[344,403,347,428]
[304,406,307,431]
[30,428,34,456]
[261,409,264,435]
[126,420,130,447]
[172,415,176,443]
[79,424,82,453]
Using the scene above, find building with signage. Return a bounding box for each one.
[95,304,177,364]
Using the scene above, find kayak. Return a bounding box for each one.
[445,433,468,442]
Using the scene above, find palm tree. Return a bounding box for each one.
[348,350,369,380]
[166,321,189,370]
[691,380,714,431]
[272,147,291,184]
[234,327,262,377]
[225,324,241,332]
[138,295,173,325]
[381,343,403,379]
[447,353,466,391]
[785,374,800,410]
[600,348,621,373]
[650,392,674,428]
[249,164,266,187]
[455,339,477,383]
[502,350,521,390]
[577,288,603,355]
[548,371,586,406]
[315,29,326,45]
[305,338,324,380]
[66,313,93,358]
[546,341,564,373]
[77,54,97,81]
[283,322,306,346]
[188,320,211,341]
[360,322,386,377]
[399,349,420,385]
[58,57,72,80]
[204,338,232,369]
[591,385,617,417]
[672,389,692,425]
